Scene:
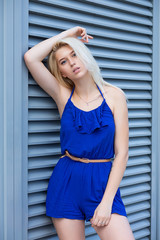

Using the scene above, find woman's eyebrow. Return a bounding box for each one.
[58,50,75,62]
[59,57,65,63]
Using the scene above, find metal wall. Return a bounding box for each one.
[0,0,28,240]
[1,0,160,240]
[28,1,153,239]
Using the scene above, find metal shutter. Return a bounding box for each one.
[28,0,153,239]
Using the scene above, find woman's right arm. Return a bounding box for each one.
[24,27,92,102]
[24,30,70,102]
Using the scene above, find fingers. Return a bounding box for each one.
[91,216,111,227]
[80,34,93,43]
[80,27,93,43]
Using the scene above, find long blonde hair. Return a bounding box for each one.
[47,37,128,102]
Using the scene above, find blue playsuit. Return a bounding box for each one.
[46,83,127,222]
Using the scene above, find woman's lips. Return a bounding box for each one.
[73,67,80,73]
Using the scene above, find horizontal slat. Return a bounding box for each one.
[28,221,98,240]
[29,86,49,97]
[98,43,151,60]
[128,210,150,223]
[128,100,152,109]
[28,154,151,170]
[29,121,60,133]
[28,118,151,133]
[28,155,151,171]
[123,0,152,8]
[29,168,53,181]
[134,228,150,239]
[29,26,152,45]
[102,71,152,81]
[29,97,54,108]
[28,145,61,157]
[29,204,46,218]
[29,156,58,169]
[28,165,151,183]
[126,201,150,215]
[29,134,152,146]
[132,219,150,233]
[28,224,57,240]
[84,0,152,15]
[124,165,151,177]
[29,192,46,205]
[29,3,152,35]
[121,183,150,197]
[85,227,99,239]
[124,192,151,205]
[27,207,150,234]
[28,133,60,145]
[127,155,151,167]
[28,117,152,133]
[36,236,59,240]
[33,0,153,16]
[28,79,152,90]
[111,80,152,90]
[97,59,152,71]
[28,144,151,158]
[129,146,151,157]
[28,180,49,193]
[34,0,152,25]
[29,86,152,100]
[128,110,151,119]
[130,128,151,137]
[28,109,60,121]
[28,216,54,232]
[129,119,151,128]
[121,174,151,187]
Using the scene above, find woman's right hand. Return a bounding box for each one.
[62,26,93,43]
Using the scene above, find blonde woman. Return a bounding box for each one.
[24,26,135,240]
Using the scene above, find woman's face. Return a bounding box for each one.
[55,45,88,81]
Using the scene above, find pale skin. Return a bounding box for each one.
[24,26,135,240]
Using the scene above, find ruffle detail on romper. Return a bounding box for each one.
[70,99,111,134]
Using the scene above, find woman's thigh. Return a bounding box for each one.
[91,213,135,240]
[52,217,85,240]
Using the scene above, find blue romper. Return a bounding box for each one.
[46,83,127,222]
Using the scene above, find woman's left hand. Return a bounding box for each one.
[90,201,112,227]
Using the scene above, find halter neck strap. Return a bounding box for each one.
[96,83,105,100]
[69,84,105,100]
[69,86,75,100]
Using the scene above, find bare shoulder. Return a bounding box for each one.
[103,84,127,116]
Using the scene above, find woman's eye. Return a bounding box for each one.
[72,53,76,57]
[61,60,66,65]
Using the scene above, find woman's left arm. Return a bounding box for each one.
[101,88,129,205]
[91,88,129,227]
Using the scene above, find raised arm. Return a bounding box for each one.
[24,26,93,103]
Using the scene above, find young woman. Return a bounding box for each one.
[24,26,135,240]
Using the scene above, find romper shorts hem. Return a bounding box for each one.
[46,208,127,223]
[46,212,85,221]
[46,211,127,222]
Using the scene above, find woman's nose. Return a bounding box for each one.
[69,59,75,66]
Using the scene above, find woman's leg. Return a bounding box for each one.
[90,213,135,240]
[52,217,85,240]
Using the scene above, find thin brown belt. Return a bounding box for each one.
[60,150,111,163]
